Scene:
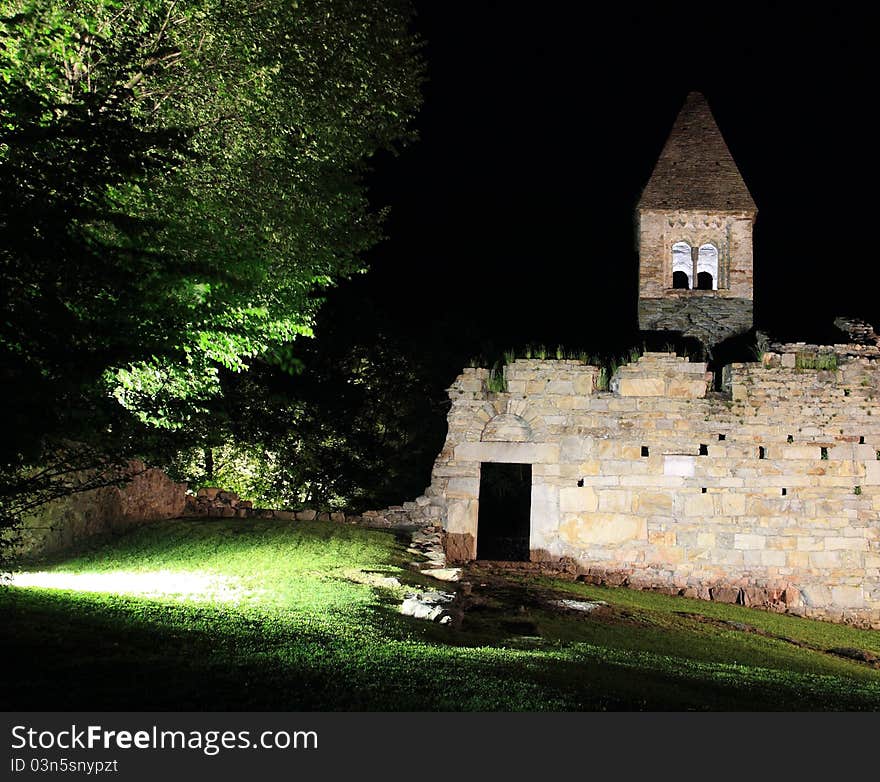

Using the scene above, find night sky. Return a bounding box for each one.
[323,3,875,375]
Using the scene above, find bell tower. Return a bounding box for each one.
[637,92,757,347]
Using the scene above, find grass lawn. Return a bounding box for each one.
[2,518,880,711]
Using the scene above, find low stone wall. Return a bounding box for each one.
[401,350,880,628]
[183,485,436,529]
[13,461,187,559]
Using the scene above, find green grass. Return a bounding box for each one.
[795,352,839,371]
[485,365,507,393]
[2,519,880,711]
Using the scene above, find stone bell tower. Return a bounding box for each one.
[637,91,757,347]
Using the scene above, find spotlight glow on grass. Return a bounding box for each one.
[10,570,254,603]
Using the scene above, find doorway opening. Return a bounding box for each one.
[476,462,532,561]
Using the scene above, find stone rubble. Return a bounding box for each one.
[400,590,455,624]
[551,598,607,613]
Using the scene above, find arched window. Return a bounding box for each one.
[697,244,718,290]
[672,241,692,289]
[673,271,690,289]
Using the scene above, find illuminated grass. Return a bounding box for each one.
[2,519,880,710]
[9,570,254,604]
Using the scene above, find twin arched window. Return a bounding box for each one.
[671,242,718,290]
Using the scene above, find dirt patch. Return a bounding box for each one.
[679,612,880,668]
[437,562,645,638]
[828,647,880,667]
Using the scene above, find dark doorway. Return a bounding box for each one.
[477,462,532,561]
[672,270,690,289]
[697,271,713,290]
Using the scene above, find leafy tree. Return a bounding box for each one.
[0,0,423,547]
[197,295,449,512]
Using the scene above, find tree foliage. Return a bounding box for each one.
[0,0,423,541]
[178,297,449,512]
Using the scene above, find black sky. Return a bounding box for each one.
[328,3,876,371]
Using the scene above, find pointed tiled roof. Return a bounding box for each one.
[638,92,756,212]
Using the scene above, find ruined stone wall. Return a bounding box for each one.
[416,352,880,627]
[12,461,187,559]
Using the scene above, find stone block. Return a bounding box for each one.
[558,514,647,546]
[760,550,787,567]
[663,455,695,477]
[666,378,708,399]
[620,444,643,460]
[864,460,880,486]
[620,475,685,488]
[455,442,559,465]
[734,533,765,550]
[747,497,776,516]
[578,459,601,475]
[618,377,665,397]
[720,493,746,516]
[545,380,575,395]
[446,499,477,535]
[831,586,865,608]
[633,491,673,515]
[559,486,598,513]
[446,477,480,498]
[560,436,591,461]
[445,532,475,562]
[783,446,821,460]
[810,551,841,568]
[684,493,715,517]
[828,445,854,461]
[711,587,742,604]
[648,529,676,546]
[824,537,867,551]
[696,531,716,548]
[573,375,595,395]
[530,484,559,537]
[598,490,631,513]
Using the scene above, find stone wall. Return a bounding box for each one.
[638,296,753,346]
[638,210,755,300]
[407,351,880,627]
[12,461,187,559]
[182,486,430,529]
[637,209,754,344]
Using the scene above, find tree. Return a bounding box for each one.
[182,291,450,512]
[0,0,423,545]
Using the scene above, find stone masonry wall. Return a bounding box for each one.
[638,296,753,346]
[638,209,754,344]
[638,210,754,300]
[13,461,187,559]
[408,352,880,627]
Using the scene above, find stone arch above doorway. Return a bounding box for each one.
[481,413,532,443]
